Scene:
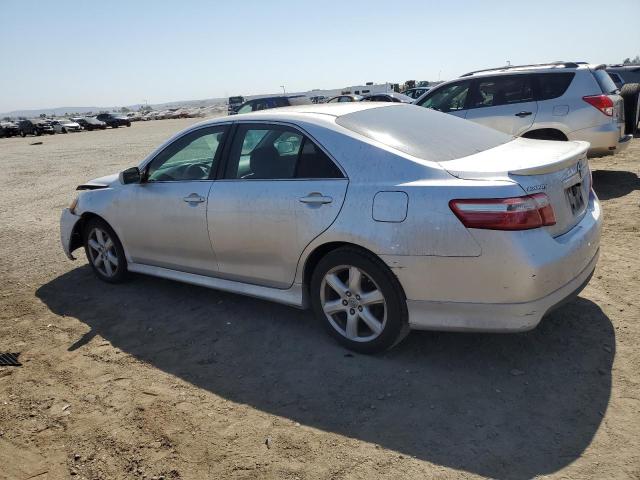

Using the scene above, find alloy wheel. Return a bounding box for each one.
[87,227,119,278]
[320,265,387,342]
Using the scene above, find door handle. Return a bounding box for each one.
[183,193,205,204]
[299,193,333,205]
[515,111,533,117]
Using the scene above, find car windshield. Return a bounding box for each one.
[335,104,512,162]
[593,69,618,94]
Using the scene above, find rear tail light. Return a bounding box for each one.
[582,94,614,116]
[449,193,556,231]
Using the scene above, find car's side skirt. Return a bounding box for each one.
[127,262,307,308]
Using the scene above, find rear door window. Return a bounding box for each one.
[470,75,534,108]
[534,73,575,100]
[224,124,343,180]
[592,69,618,94]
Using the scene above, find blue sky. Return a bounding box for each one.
[1,0,638,112]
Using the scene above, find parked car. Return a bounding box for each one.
[310,95,327,104]
[415,62,632,157]
[73,117,107,131]
[325,95,363,103]
[605,64,640,88]
[51,119,82,133]
[95,113,131,128]
[402,87,431,99]
[228,96,245,115]
[125,112,142,122]
[18,119,54,136]
[235,95,311,114]
[360,92,413,103]
[0,121,19,137]
[60,103,600,353]
[605,66,640,134]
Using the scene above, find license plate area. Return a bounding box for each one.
[566,183,584,215]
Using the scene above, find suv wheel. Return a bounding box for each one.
[20,131,26,138]
[310,247,409,353]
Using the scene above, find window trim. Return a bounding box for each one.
[140,124,231,183]
[218,120,347,182]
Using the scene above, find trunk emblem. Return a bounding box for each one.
[526,184,547,192]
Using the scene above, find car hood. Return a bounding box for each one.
[76,173,119,190]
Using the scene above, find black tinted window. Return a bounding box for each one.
[535,73,575,100]
[593,69,618,94]
[471,76,534,108]
[295,140,343,178]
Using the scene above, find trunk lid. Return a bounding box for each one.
[441,138,591,237]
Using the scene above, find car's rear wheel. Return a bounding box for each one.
[620,83,640,135]
[310,247,409,353]
[20,131,26,137]
[83,218,128,283]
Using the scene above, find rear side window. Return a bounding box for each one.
[470,75,534,108]
[224,124,343,180]
[535,73,575,100]
[592,69,618,94]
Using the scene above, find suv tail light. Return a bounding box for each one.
[582,95,614,116]
[449,194,556,231]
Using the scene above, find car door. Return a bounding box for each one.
[207,122,348,288]
[465,74,538,135]
[116,125,228,275]
[414,80,471,118]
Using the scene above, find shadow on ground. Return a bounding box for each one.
[592,169,640,200]
[37,267,614,480]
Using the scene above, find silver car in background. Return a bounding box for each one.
[60,104,601,352]
[414,62,632,157]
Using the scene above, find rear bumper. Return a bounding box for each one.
[385,191,602,332]
[568,122,632,156]
[406,249,598,332]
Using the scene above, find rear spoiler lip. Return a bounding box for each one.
[507,141,589,175]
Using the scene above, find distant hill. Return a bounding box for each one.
[1,97,227,119]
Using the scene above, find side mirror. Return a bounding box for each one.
[119,166,142,184]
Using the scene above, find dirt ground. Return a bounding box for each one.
[0,119,639,480]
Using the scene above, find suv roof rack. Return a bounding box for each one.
[460,61,582,77]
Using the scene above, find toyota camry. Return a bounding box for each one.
[60,103,601,352]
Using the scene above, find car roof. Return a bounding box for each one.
[209,102,388,123]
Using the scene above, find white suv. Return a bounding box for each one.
[415,62,632,157]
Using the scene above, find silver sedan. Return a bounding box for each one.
[60,103,601,352]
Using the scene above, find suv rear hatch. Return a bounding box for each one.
[441,137,591,237]
[590,65,626,132]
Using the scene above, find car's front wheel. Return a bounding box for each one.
[310,247,409,353]
[83,218,128,283]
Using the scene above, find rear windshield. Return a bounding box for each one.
[535,72,575,100]
[336,105,512,162]
[592,69,618,94]
[229,96,243,103]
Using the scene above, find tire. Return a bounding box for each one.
[126,122,131,127]
[35,129,42,136]
[620,83,640,135]
[20,131,26,138]
[62,128,67,134]
[87,125,93,131]
[83,218,128,284]
[310,246,410,353]
[112,124,118,129]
